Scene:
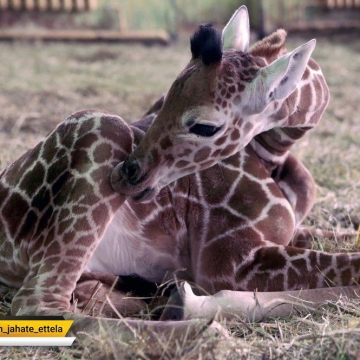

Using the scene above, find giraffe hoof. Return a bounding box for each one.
[160,282,188,321]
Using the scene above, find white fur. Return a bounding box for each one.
[86,202,180,282]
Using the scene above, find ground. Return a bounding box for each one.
[0,31,360,359]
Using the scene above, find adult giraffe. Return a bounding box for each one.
[0,6,357,335]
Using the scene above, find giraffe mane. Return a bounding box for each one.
[190,23,222,65]
[249,29,288,63]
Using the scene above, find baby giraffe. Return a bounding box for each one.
[110,8,360,311]
[83,7,358,321]
[0,6,358,335]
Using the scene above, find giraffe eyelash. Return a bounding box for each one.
[189,123,223,137]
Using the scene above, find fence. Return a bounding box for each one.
[248,0,360,33]
[325,0,360,8]
[116,0,242,33]
[0,0,359,33]
[0,0,97,11]
[113,0,360,34]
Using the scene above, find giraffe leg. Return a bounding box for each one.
[271,152,317,232]
[4,110,133,316]
[161,281,360,322]
[197,237,360,293]
[73,272,149,318]
[67,314,229,347]
[0,282,15,315]
[269,153,355,248]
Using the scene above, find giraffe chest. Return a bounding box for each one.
[86,200,183,282]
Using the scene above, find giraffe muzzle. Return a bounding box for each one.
[121,157,141,185]
[111,156,157,201]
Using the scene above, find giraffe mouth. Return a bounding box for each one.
[111,160,151,195]
[131,186,157,202]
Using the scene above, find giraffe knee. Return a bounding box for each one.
[66,110,134,160]
[275,154,317,227]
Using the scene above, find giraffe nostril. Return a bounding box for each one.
[121,158,141,185]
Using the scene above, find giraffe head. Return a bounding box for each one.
[111,6,316,202]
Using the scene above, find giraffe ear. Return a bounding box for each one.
[249,39,316,114]
[222,5,250,52]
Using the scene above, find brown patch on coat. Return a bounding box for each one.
[194,146,211,162]
[160,136,173,150]
[255,204,294,245]
[228,176,267,219]
[175,160,190,168]
[93,143,112,164]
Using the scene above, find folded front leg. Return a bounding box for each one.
[4,111,133,316]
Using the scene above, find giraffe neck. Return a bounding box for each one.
[249,127,309,171]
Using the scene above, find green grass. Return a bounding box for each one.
[0,31,360,359]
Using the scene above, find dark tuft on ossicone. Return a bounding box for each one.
[190,23,222,66]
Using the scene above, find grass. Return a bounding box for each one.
[0,30,360,359]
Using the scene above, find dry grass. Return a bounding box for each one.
[0,31,360,359]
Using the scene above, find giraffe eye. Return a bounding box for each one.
[189,123,222,137]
